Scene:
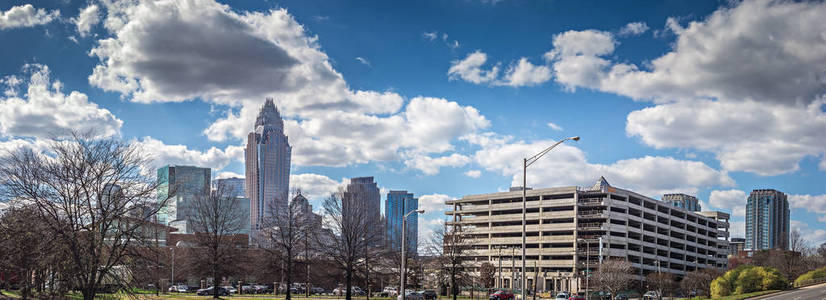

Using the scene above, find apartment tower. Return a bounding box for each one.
[745,189,789,250]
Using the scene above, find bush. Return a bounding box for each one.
[795,266,826,286]
[710,265,787,298]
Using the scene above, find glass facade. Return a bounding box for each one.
[386,190,418,255]
[156,165,210,234]
[662,193,701,212]
[745,189,789,250]
[246,99,292,236]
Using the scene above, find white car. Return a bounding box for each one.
[383,287,399,296]
[168,284,188,292]
[555,292,569,300]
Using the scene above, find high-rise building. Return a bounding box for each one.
[386,190,419,254]
[213,177,250,235]
[663,193,701,212]
[729,237,746,257]
[745,189,789,250]
[213,177,246,198]
[157,165,211,234]
[246,99,292,236]
[344,176,381,224]
[291,192,323,229]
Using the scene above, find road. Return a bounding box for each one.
[754,283,826,300]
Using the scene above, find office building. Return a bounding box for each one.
[246,98,292,236]
[729,238,745,256]
[663,193,701,212]
[344,176,381,225]
[291,192,323,229]
[386,190,419,254]
[745,189,789,250]
[446,177,729,293]
[157,165,211,234]
[213,177,246,198]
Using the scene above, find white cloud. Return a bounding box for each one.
[73,4,100,37]
[464,169,481,178]
[133,136,243,171]
[88,0,488,172]
[709,189,747,217]
[0,4,59,30]
[423,31,437,41]
[290,173,346,202]
[417,217,444,252]
[418,193,451,214]
[541,0,826,176]
[0,64,122,138]
[468,133,733,197]
[619,22,649,36]
[789,194,826,219]
[404,153,470,175]
[0,138,50,155]
[447,50,499,84]
[355,57,371,67]
[501,58,552,87]
[547,122,563,131]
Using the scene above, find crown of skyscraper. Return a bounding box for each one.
[255,98,284,129]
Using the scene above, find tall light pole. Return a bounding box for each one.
[522,136,579,300]
[401,209,425,300]
[577,238,590,300]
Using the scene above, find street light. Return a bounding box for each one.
[521,136,579,300]
[576,238,590,300]
[401,209,425,300]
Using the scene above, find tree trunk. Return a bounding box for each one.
[83,287,95,300]
[213,264,219,299]
[346,265,353,300]
[452,275,457,300]
[286,256,292,300]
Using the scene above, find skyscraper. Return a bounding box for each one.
[344,176,381,225]
[386,190,419,254]
[663,193,702,212]
[157,165,210,234]
[246,99,292,235]
[213,177,250,235]
[745,189,790,250]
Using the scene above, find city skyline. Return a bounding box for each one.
[1,0,826,249]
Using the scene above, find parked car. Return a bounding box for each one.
[612,293,628,300]
[568,293,585,300]
[196,286,229,296]
[490,290,515,300]
[399,290,424,300]
[334,286,365,296]
[422,290,438,300]
[642,291,661,300]
[222,285,237,294]
[168,284,188,292]
[555,292,569,300]
[383,286,399,297]
[311,286,326,295]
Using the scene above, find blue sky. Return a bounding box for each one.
[1,0,826,249]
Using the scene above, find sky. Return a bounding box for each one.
[1,0,826,251]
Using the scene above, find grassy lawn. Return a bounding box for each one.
[675,290,780,300]
[0,290,481,300]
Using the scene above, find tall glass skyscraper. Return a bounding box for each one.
[343,176,381,224]
[246,99,292,235]
[213,177,250,234]
[745,189,789,250]
[157,165,210,234]
[386,190,419,255]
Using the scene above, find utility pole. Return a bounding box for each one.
[498,246,503,289]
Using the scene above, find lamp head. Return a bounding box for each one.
[570,136,580,141]
[417,209,425,214]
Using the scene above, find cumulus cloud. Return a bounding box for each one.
[418,193,451,214]
[789,194,826,220]
[709,189,747,217]
[0,4,59,30]
[447,51,500,84]
[791,220,826,246]
[547,122,563,131]
[404,153,470,175]
[72,4,100,37]
[87,0,488,174]
[0,64,122,138]
[619,22,649,36]
[541,0,826,176]
[467,133,733,197]
[449,51,550,87]
[214,171,244,180]
[290,173,346,202]
[133,136,243,171]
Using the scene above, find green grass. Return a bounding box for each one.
[676,289,780,300]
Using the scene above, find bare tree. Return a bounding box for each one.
[259,190,317,300]
[0,204,56,299]
[188,180,244,298]
[592,259,633,299]
[817,243,826,267]
[479,262,495,290]
[645,272,675,299]
[0,133,171,300]
[680,269,720,299]
[316,188,383,300]
[790,229,811,254]
[429,221,471,300]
